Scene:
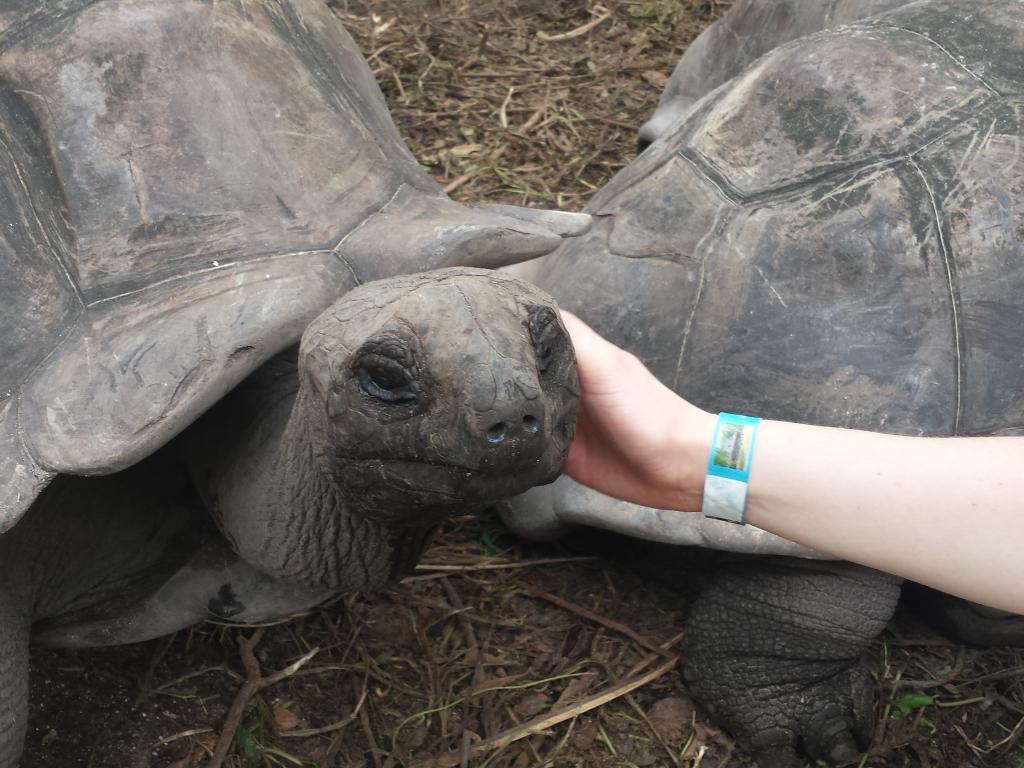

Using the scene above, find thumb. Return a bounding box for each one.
[559,311,634,396]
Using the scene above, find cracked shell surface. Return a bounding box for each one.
[0,0,514,530]
[538,0,1024,555]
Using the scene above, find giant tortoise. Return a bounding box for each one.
[506,0,1024,765]
[0,1,586,765]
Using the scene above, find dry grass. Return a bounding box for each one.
[28,518,1023,767]
[22,2,1024,767]
[333,0,729,209]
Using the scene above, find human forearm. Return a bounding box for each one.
[561,310,1023,613]
[735,421,1024,613]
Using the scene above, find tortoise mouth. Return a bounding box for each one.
[337,439,571,525]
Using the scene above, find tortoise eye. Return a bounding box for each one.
[356,355,417,403]
[353,333,421,407]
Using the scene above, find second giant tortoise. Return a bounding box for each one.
[0,1,585,765]
[508,0,1024,765]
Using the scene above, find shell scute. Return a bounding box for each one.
[0,0,429,523]
[685,24,998,198]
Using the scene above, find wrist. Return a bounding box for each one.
[663,401,716,512]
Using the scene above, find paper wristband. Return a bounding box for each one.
[702,413,761,525]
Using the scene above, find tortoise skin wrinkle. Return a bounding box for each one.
[0,0,590,530]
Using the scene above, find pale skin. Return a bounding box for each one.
[562,312,1024,615]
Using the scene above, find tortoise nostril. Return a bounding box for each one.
[486,422,508,443]
[522,415,539,433]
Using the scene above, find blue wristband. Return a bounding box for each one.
[702,413,761,525]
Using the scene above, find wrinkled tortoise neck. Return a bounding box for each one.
[188,358,434,592]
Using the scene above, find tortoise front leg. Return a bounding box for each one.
[0,590,29,768]
[682,559,900,768]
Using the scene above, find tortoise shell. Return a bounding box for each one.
[638,0,915,145]
[533,0,1024,554]
[0,0,587,529]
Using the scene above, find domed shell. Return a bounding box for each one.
[538,0,1024,555]
[0,0,589,530]
[637,0,914,144]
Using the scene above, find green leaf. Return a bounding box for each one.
[893,693,934,717]
[235,725,262,761]
[479,521,510,556]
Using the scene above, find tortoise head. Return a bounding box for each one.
[297,268,579,525]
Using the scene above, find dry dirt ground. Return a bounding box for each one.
[21,1,1024,767]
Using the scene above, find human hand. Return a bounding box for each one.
[560,312,715,512]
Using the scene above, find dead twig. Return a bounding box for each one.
[498,85,514,128]
[442,169,480,195]
[520,584,675,658]
[204,628,318,768]
[280,672,369,738]
[537,6,612,42]
[955,714,1024,755]
[360,659,384,768]
[625,692,682,768]
[154,727,214,747]
[405,555,597,581]
[888,646,967,690]
[441,577,480,664]
[419,655,679,767]
[399,593,525,629]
